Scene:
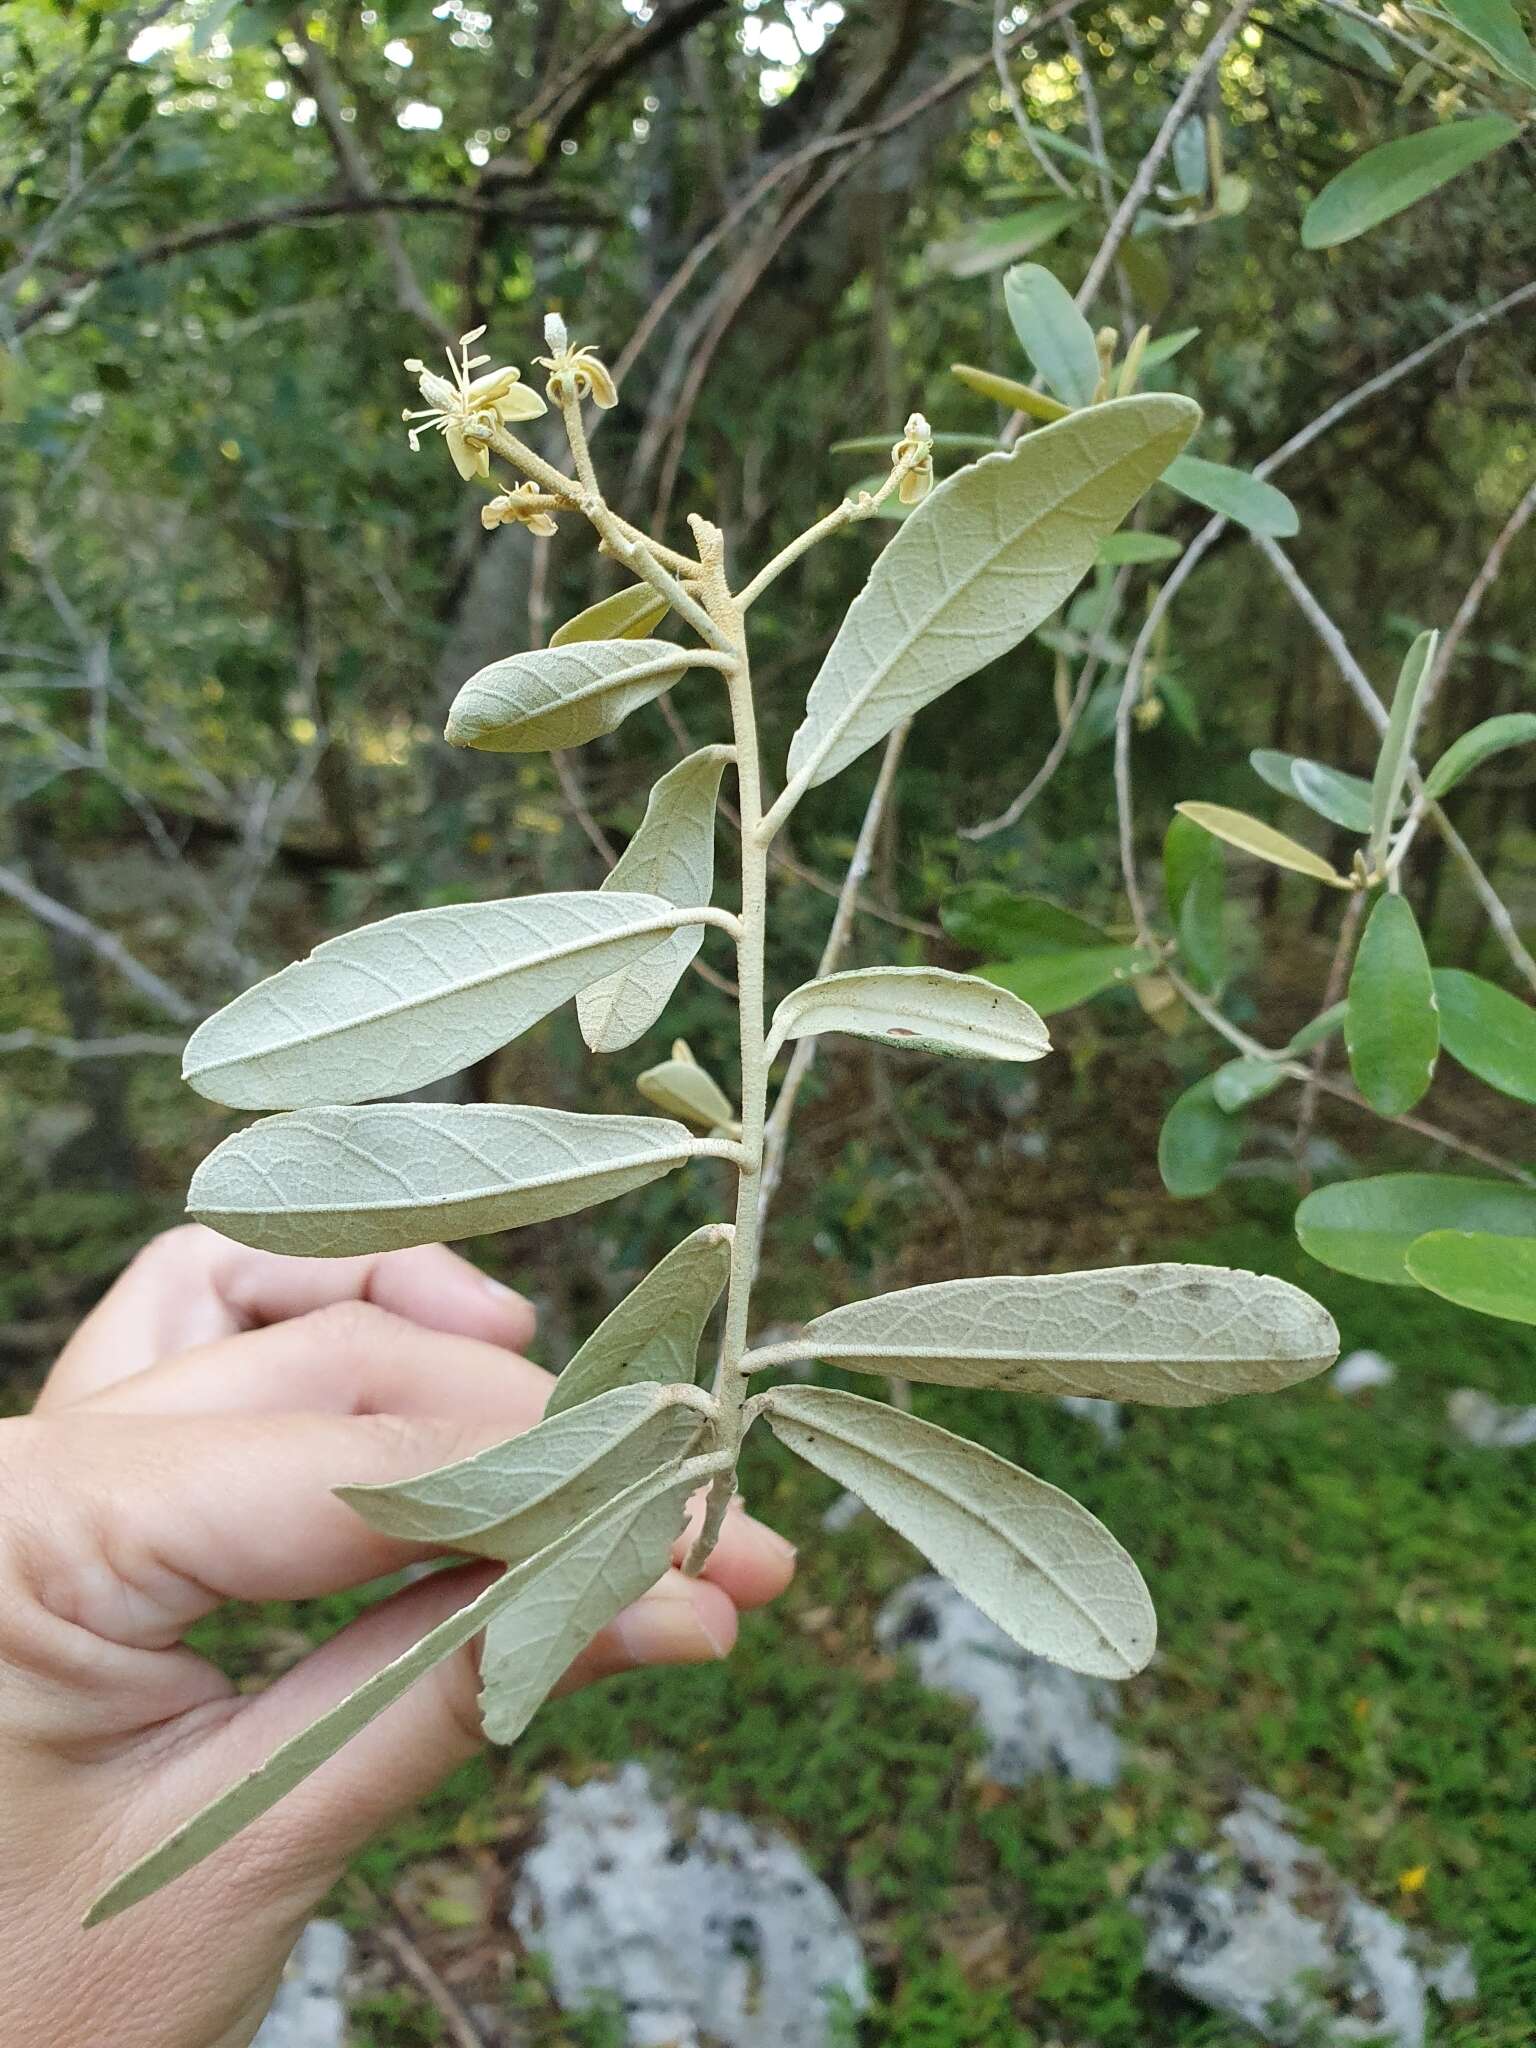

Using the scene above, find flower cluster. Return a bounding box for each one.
[481,482,560,538]
[402,328,545,481]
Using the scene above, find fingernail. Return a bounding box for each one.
[618,1584,732,1663]
[481,1272,516,1298]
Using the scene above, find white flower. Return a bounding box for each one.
[402,327,546,481]
[535,313,619,410]
[481,481,560,538]
[891,411,934,505]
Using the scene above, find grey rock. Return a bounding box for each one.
[876,1575,1122,1787]
[1330,1349,1397,1396]
[1057,1393,1125,1444]
[510,1763,866,2047]
[1446,1387,1536,1448]
[253,1921,349,2048]
[1134,1789,1476,2046]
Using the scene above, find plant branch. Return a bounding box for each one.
[0,864,197,1023]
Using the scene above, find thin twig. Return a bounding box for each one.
[0,1029,186,1059]
[0,864,197,1022]
[994,9,1077,198]
[348,1878,489,2048]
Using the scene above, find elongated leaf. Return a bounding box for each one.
[1141,325,1200,366]
[549,584,671,647]
[785,396,1201,791]
[1250,750,1374,833]
[479,1467,693,1742]
[1161,455,1299,537]
[189,1104,702,1257]
[982,946,1154,1015]
[546,1222,734,1416]
[86,1464,691,1926]
[1371,631,1438,856]
[1424,713,1536,799]
[1164,812,1227,992]
[950,363,1070,420]
[1404,1230,1536,1325]
[338,1382,705,1558]
[578,748,732,1053]
[765,967,1050,1066]
[752,1264,1336,1402]
[1159,1076,1243,1197]
[1288,1002,1349,1057]
[765,1385,1154,1678]
[636,1053,738,1131]
[1428,0,1536,85]
[1097,530,1182,566]
[1347,893,1439,1114]
[1295,1172,1536,1285]
[1302,117,1519,249]
[832,431,1001,457]
[1175,802,1351,887]
[1003,264,1101,406]
[1433,969,1536,1105]
[1212,1056,1288,1112]
[942,883,1109,955]
[446,639,702,754]
[926,200,1083,278]
[184,892,694,1111]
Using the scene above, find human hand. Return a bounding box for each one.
[0,1225,794,2048]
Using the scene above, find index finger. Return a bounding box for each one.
[40,1226,537,1410]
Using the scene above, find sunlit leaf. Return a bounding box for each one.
[635,1046,738,1132]
[1002,263,1101,406]
[949,363,1069,420]
[764,1385,1155,1677]
[765,967,1051,1065]
[1433,969,1536,1104]
[1404,1230,1536,1324]
[1423,713,1536,799]
[1158,1075,1243,1197]
[1370,630,1439,857]
[1160,454,1299,537]
[578,747,732,1053]
[546,1222,734,1416]
[189,1104,703,1257]
[549,584,671,647]
[1250,750,1374,833]
[1301,117,1519,249]
[750,1264,1336,1400]
[184,892,695,1109]
[446,639,709,754]
[786,396,1200,791]
[1174,802,1350,887]
[339,1383,705,1560]
[1295,1172,1536,1285]
[1346,893,1438,1114]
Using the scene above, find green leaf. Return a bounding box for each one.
[949,365,1070,420]
[1140,326,1200,367]
[184,892,697,1110]
[1416,0,1536,87]
[1301,117,1519,249]
[1250,750,1375,833]
[1158,1075,1243,1197]
[1164,812,1228,992]
[764,967,1051,1065]
[478,1467,694,1742]
[1423,713,1536,799]
[786,394,1200,792]
[1370,630,1438,857]
[926,200,1084,279]
[831,431,1001,457]
[1212,1056,1289,1112]
[1002,264,1101,406]
[189,1104,704,1257]
[446,640,709,754]
[1433,969,1536,1104]
[1404,1230,1536,1324]
[636,1050,738,1131]
[749,1264,1336,1401]
[1160,455,1299,537]
[1172,114,1209,199]
[1287,1001,1349,1056]
[764,1385,1155,1677]
[1346,893,1439,1114]
[1096,530,1183,565]
[338,1383,705,1560]
[982,946,1154,1015]
[1295,1172,1536,1284]
[941,883,1109,955]
[1323,8,1400,71]
[549,584,671,647]
[85,1464,693,1926]
[1174,802,1351,887]
[546,1223,734,1416]
[578,747,732,1053]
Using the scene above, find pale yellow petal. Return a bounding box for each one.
[496,384,548,423]
[583,357,619,409]
[446,422,489,481]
